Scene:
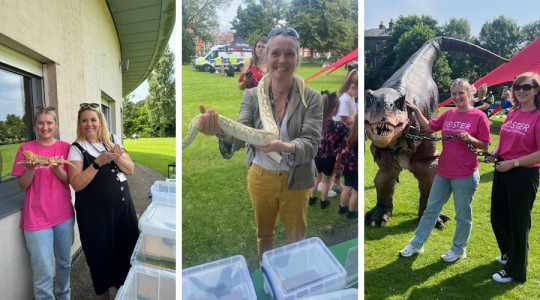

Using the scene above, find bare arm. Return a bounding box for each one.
[112,144,135,175]
[17,163,36,191]
[405,99,434,134]
[50,164,69,184]
[68,152,117,192]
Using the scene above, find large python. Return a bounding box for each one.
[182,73,307,152]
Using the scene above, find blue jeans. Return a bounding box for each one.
[24,218,74,300]
[410,170,479,255]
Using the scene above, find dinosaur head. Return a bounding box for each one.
[364,88,409,148]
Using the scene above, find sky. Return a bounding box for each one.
[364,0,540,36]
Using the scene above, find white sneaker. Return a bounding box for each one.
[399,244,424,257]
[495,254,508,265]
[317,183,337,197]
[440,249,466,262]
[492,270,513,283]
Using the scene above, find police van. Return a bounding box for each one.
[194,39,252,73]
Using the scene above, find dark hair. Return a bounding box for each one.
[251,36,267,68]
[321,90,339,133]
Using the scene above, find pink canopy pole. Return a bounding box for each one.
[304,48,358,82]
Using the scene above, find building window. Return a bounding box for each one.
[0,60,43,218]
[375,42,382,51]
[375,56,382,67]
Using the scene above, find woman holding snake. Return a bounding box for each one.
[197,27,323,259]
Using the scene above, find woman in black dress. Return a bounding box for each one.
[68,103,139,299]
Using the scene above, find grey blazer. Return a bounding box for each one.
[219,78,323,190]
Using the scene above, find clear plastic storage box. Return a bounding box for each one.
[150,179,176,204]
[115,265,176,300]
[131,232,175,270]
[262,237,346,300]
[136,202,176,269]
[300,288,358,300]
[182,255,257,300]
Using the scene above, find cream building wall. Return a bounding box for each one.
[0,0,123,297]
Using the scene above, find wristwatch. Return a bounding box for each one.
[513,159,520,167]
[92,161,101,170]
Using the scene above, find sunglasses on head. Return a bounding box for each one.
[267,27,299,39]
[80,103,100,109]
[512,83,539,91]
[36,106,56,112]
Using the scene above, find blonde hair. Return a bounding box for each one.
[451,78,476,94]
[338,69,358,98]
[510,72,540,110]
[34,107,58,125]
[477,83,487,93]
[76,106,115,149]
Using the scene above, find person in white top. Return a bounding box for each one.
[333,69,358,126]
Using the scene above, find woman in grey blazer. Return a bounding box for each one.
[197,27,323,259]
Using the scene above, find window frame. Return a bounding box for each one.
[0,62,44,219]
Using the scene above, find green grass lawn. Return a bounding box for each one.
[123,137,176,177]
[0,143,21,180]
[364,113,540,299]
[181,63,358,271]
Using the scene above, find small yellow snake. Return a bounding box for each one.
[182,74,306,151]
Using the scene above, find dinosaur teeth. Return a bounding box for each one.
[371,123,393,136]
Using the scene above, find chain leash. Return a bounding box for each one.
[404,132,499,163]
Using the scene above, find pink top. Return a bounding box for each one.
[498,108,540,167]
[12,140,74,230]
[429,108,491,178]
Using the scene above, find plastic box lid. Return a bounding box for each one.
[131,232,175,271]
[300,288,358,300]
[138,202,176,239]
[150,179,176,204]
[115,265,176,300]
[262,237,346,300]
[182,255,257,300]
[344,245,358,287]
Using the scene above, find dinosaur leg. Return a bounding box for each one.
[365,145,401,227]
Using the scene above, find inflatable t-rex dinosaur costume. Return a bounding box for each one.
[365,37,507,228]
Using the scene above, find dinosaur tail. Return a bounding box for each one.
[435,36,509,63]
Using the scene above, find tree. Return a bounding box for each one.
[442,18,476,80]
[286,0,355,59]
[521,19,540,48]
[182,0,233,42]
[182,27,196,65]
[5,114,27,140]
[147,46,176,137]
[442,18,471,41]
[231,0,287,45]
[380,15,440,81]
[478,16,522,59]
[475,16,522,81]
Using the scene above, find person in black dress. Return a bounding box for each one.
[67,103,139,299]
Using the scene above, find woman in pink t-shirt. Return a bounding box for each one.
[11,106,75,299]
[489,72,540,283]
[398,78,491,262]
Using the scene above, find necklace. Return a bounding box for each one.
[87,139,108,154]
[269,87,290,128]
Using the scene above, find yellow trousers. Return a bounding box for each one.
[247,163,309,258]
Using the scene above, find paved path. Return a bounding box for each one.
[70,162,167,299]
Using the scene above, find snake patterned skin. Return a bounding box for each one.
[182,73,306,150]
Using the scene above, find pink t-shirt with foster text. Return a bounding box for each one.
[12,140,74,230]
[497,109,540,167]
[429,108,491,178]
